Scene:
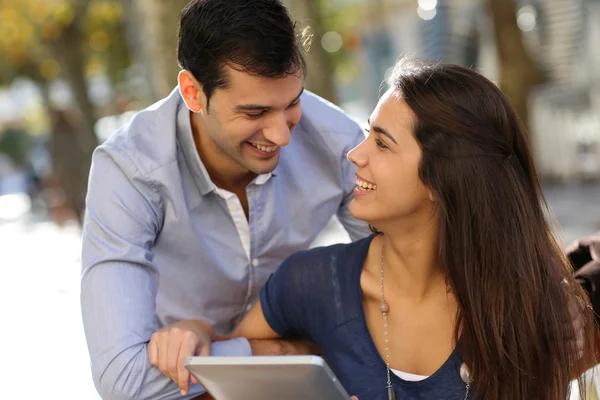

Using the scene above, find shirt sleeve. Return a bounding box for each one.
[337,125,371,241]
[81,147,252,400]
[259,250,327,341]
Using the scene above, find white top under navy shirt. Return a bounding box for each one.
[260,236,479,400]
[80,88,371,400]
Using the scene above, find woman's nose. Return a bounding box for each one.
[347,138,368,167]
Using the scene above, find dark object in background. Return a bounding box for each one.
[567,234,600,326]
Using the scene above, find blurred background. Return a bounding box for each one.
[0,0,599,398]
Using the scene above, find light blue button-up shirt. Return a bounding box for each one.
[81,88,370,400]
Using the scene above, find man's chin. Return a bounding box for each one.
[247,157,280,175]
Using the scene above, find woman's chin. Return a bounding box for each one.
[349,201,374,226]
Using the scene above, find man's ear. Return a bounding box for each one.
[178,70,207,113]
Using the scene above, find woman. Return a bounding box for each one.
[152,58,597,399]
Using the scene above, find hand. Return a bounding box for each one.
[351,397,359,400]
[148,319,214,396]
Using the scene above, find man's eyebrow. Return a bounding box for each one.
[234,87,304,112]
[367,118,398,144]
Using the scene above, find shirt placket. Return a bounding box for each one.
[216,179,268,325]
[242,183,267,323]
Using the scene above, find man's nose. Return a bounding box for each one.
[263,114,291,147]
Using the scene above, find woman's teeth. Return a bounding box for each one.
[356,178,376,190]
[249,142,278,153]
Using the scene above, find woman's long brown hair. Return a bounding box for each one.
[389,58,596,399]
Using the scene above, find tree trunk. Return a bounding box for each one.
[48,1,98,224]
[288,0,338,103]
[132,0,190,100]
[487,0,544,137]
[121,0,158,101]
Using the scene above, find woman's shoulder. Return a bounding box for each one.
[283,235,375,273]
[262,235,375,339]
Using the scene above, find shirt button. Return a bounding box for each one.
[246,304,252,312]
[252,258,259,267]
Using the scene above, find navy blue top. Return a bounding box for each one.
[260,235,477,400]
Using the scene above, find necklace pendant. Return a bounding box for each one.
[387,385,396,400]
[380,301,389,313]
[460,363,473,384]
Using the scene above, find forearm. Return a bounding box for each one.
[247,338,321,356]
[91,336,252,399]
[93,344,203,400]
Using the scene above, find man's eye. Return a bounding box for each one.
[246,112,265,119]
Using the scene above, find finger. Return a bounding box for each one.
[191,375,200,385]
[166,328,183,386]
[157,331,171,378]
[177,331,199,395]
[148,335,158,366]
[351,396,359,400]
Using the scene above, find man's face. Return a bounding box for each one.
[196,65,304,176]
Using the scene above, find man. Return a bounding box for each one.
[567,234,600,325]
[80,0,370,399]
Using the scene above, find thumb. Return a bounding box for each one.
[351,397,359,400]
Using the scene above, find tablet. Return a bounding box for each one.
[185,355,350,400]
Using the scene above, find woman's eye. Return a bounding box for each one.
[374,138,388,149]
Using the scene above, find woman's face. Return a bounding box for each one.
[347,90,435,228]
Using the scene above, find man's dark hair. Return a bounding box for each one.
[177,0,307,108]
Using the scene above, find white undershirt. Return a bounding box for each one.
[213,173,272,261]
[391,368,429,382]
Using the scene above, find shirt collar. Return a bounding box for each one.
[176,97,275,196]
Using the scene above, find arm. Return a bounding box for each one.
[232,301,321,355]
[229,301,318,355]
[232,301,279,339]
[566,234,600,374]
[81,148,250,400]
[337,126,371,241]
[150,253,324,394]
[150,300,318,395]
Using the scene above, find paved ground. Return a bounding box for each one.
[544,183,600,245]
[1,183,598,399]
[0,217,100,399]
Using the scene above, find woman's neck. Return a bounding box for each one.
[378,220,445,302]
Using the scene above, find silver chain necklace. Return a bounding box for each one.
[379,243,473,400]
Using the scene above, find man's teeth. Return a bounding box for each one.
[250,143,278,152]
[356,179,376,190]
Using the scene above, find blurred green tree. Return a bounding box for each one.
[0,0,132,223]
[0,126,29,166]
[488,0,544,137]
[128,0,190,100]
[288,0,338,103]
